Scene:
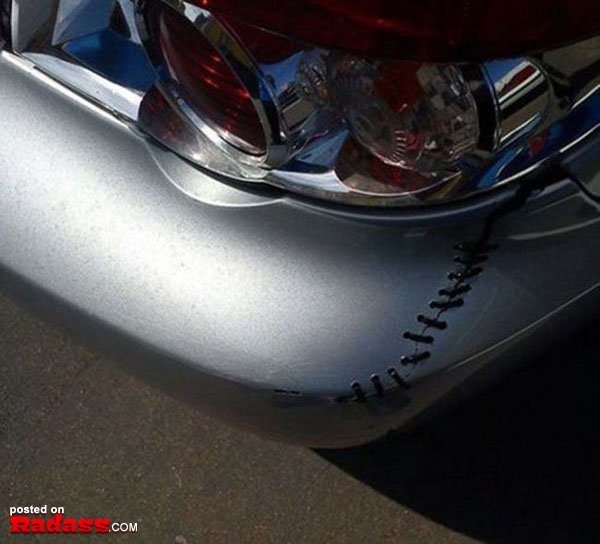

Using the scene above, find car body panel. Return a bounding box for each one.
[1,53,599,447]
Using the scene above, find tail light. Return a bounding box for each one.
[147,3,267,155]
[4,0,600,207]
[196,0,600,62]
[330,60,479,173]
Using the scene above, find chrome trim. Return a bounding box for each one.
[8,0,153,120]
[486,59,550,146]
[138,83,267,180]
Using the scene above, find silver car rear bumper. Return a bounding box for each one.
[1,53,599,447]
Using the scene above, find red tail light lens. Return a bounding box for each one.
[146,2,266,154]
[194,0,600,61]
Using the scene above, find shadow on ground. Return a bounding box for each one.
[320,320,599,543]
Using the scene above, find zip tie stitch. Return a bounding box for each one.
[417,314,448,330]
[337,176,550,404]
[438,284,472,298]
[403,331,435,344]
[430,298,464,310]
[387,368,410,389]
[401,351,431,365]
[351,381,366,403]
[370,374,385,397]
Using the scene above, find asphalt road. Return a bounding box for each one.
[1,289,598,543]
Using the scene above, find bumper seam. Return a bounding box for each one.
[339,176,554,404]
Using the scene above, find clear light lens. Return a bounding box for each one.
[330,58,479,179]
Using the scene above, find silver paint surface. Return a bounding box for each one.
[1,54,599,446]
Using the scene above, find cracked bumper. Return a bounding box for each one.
[1,53,599,447]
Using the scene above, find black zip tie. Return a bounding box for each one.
[370,374,385,397]
[274,389,301,396]
[454,254,488,266]
[387,368,410,389]
[403,331,434,344]
[439,284,472,298]
[417,314,447,330]
[448,266,483,281]
[401,351,431,365]
[430,298,464,310]
[395,180,547,382]
[351,381,366,403]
